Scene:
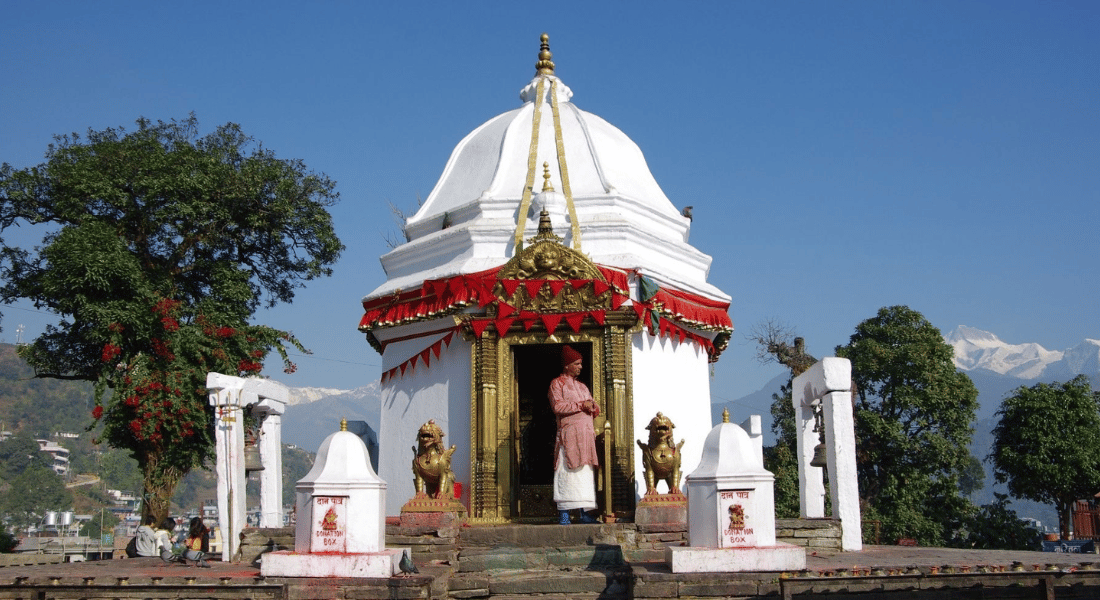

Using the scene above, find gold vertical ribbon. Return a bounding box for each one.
[550,79,581,251]
[512,78,546,254]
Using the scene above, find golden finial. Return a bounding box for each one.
[535,33,555,75]
[541,162,555,192]
[340,418,347,432]
[722,408,730,423]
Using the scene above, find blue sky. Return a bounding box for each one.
[2,1,1097,419]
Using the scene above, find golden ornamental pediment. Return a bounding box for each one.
[493,237,612,313]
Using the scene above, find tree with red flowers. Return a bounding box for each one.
[0,115,342,522]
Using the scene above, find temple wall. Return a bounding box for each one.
[377,327,472,516]
[630,332,713,500]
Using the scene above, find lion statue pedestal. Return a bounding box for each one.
[400,420,466,526]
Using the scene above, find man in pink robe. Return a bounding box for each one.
[549,345,600,524]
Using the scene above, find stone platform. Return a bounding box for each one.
[3,524,1100,599]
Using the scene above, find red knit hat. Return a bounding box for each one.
[561,345,582,367]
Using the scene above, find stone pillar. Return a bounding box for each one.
[207,373,247,562]
[791,357,862,551]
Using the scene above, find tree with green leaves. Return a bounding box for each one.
[989,375,1100,540]
[0,115,343,523]
[836,305,978,545]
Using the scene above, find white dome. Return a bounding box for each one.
[368,39,727,304]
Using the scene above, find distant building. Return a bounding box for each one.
[36,439,70,476]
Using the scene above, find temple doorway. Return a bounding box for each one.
[512,342,593,519]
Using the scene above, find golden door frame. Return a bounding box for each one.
[467,319,637,523]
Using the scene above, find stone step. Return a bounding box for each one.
[467,568,630,598]
[456,523,635,548]
[458,544,632,572]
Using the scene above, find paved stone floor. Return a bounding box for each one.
[2,545,1097,583]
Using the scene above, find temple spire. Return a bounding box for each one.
[535,33,555,75]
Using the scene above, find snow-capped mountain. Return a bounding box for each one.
[281,383,383,451]
[286,385,361,406]
[945,326,1065,379]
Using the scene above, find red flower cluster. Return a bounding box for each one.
[238,359,263,373]
[151,338,175,361]
[152,298,181,316]
[161,316,180,332]
[92,405,103,419]
[101,343,121,363]
[216,326,236,338]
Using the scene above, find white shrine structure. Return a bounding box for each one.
[359,35,734,520]
[670,409,805,572]
[262,420,406,578]
[206,373,289,561]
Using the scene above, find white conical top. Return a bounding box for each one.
[367,34,727,304]
[299,422,384,487]
[689,420,771,480]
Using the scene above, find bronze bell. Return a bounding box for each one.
[244,442,265,473]
[810,441,828,468]
[810,403,827,468]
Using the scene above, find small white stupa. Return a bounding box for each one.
[668,409,806,573]
[360,34,733,522]
[262,419,407,578]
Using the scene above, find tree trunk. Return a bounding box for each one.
[139,449,185,526]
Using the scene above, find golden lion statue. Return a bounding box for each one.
[636,412,684,496]
[411,419,457,500]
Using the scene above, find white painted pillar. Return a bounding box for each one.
[791,357,862,551]
[246,378,289,529]
[793,391,826,519]
[741,414,764,469]
[207,373,246,562]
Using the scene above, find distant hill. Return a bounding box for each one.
[0,343,96,437]
[281,384,382,453]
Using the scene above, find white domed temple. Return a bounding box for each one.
[360,35,733,520]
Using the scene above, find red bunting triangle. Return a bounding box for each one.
[420,348,432,368]
[522,318,537,331]
[590,310,606,325]
[632,302,648,320]
[592,280,609,296]
[611,293,627,310]
[569,279,588,290]
[471,320,490,338]
[494,317,515,336]
[501,279,521,296]
[409,354,419,369]
[524,279,544,299]
[442,330,455,345]
[399,362,409,375]
[380,371,389,384]
[431,340,443,359]
[541,313,563,332]
[565,313,585,332]
[497,302,515,319]
[431,279,448,298]
[449,276,466,298]
[678,326,687,344]
[547,280,568,297]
